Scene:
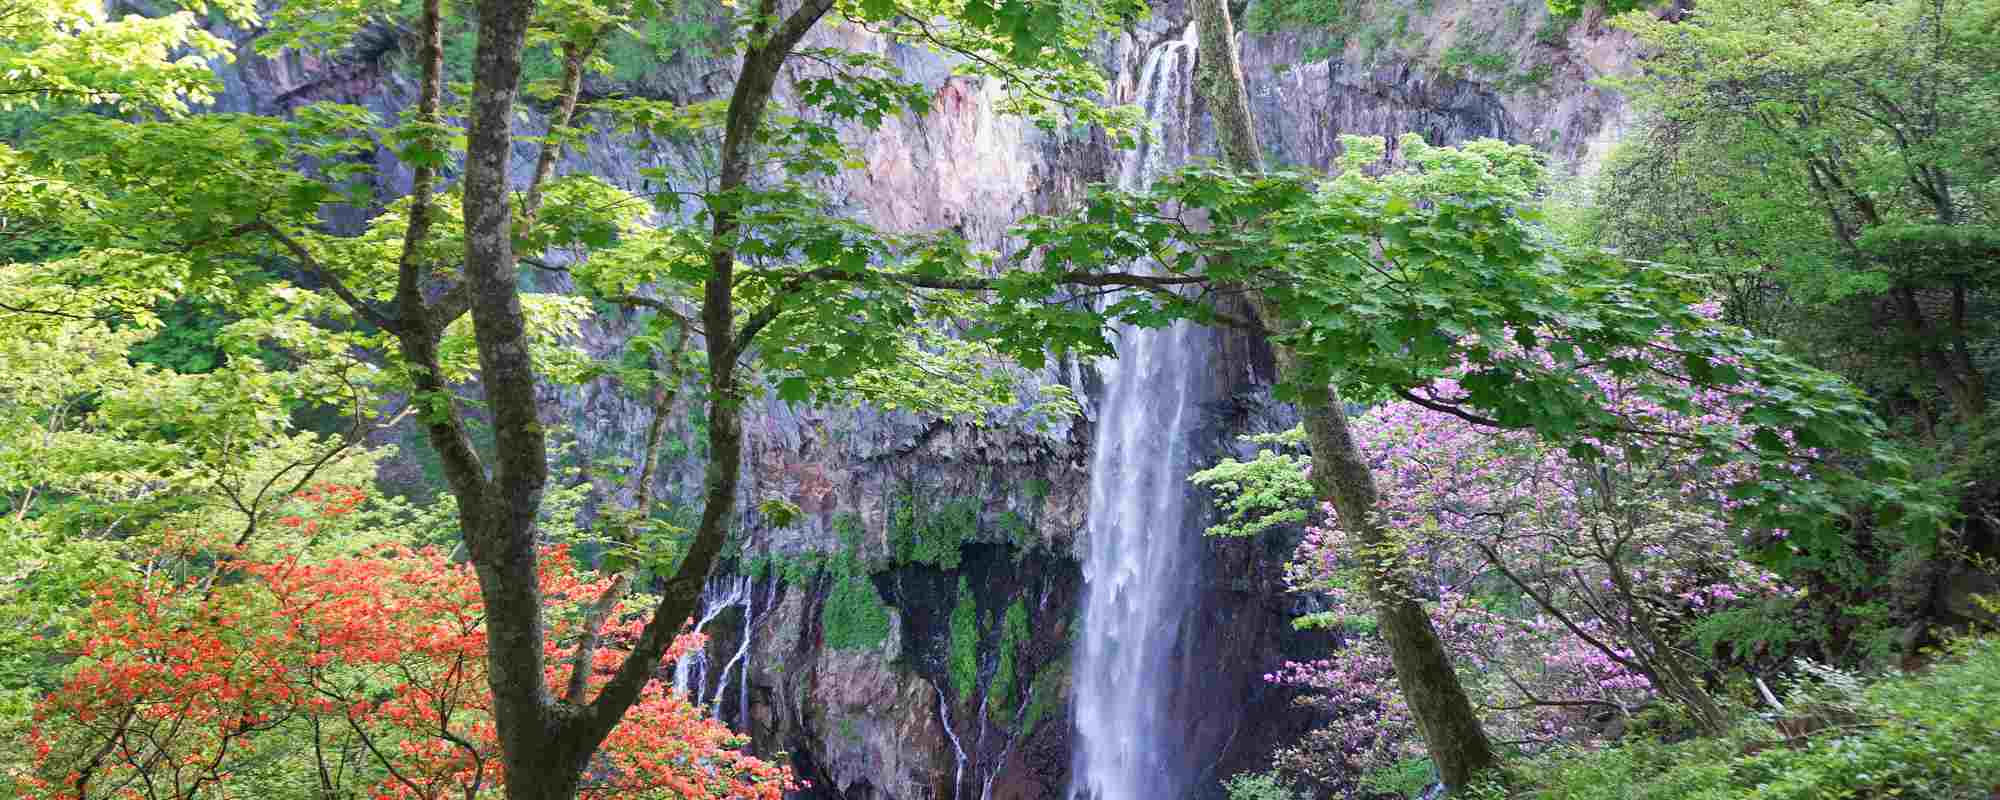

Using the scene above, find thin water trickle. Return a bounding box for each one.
[1069,23,1206,800]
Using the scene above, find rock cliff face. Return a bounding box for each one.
[205,0,1639,796]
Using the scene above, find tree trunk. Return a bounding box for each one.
[1188,0,1500,789]
[1894,287,1988,424]
[456,0,570,794]
[1275,343,1503,788]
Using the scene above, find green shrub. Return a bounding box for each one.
[1442,42,1511,75]
[889,488,977,570]
[1360,757,1435,798]
[1519,638,2000,800]
[948,577,979,703]
[1020,657,1066,737]
[822,571,892,651]
[833,512,869,562]
[598,14,719,82]
[1544,0,1648,18]
[1223,771,1301,800]
[1242,0,1346,34]
[988,599,1030,724]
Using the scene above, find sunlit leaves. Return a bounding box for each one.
[0,0,248,115]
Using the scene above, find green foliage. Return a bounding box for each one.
[987,598,1030,724]
[1600,0,2000,427]
[833,512,867,554]
[1516,638,2000,799]
[1016,133,1943,567]
[1693,597,1808,664]
[1243,0,1346,33]
[599,13,720,79]
[0,523,125,784]
[914,498,976,569]
[889,489,978,570]
[998,510,1034,558]
[746,549,829,586]
[1020,655,1067,737]
[1223,771,1302,800]
[1359,758,1436,799]
[745,514,892,652]
[1544,0,1646,18]
[1501,63,1555,93]
[822,570,893,651]
[1024,477,1050,503]
[1240,0,1356,62]
[756,497,804,530]
[0,0,251,115]
[1191,429,1313,538]
[948,576,979,704]
[129,299,234,374]
[1441,42,1510,76]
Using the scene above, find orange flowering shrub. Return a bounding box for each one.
[23,486,791,800]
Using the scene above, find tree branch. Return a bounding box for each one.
[255,222,399,332]
[578,0,836,746]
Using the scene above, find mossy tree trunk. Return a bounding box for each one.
[1186,0,1501,789]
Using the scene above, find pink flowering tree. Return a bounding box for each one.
[1198,322,1819,787]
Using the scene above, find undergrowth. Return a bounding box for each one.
[1501,636,2000,800]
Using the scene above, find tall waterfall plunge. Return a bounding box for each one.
[1069,24,1210,800]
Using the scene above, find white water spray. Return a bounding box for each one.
[1068,23,1206,800]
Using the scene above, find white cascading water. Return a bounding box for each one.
[674,574,752,717]
[1069,23,1205,800]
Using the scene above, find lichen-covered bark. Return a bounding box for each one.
[453,0,581,796]
[1190,0,1500,789]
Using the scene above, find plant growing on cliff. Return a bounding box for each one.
[948,576,980,704]
[822,566,894,652]
[892,494,979,570]
[987,598,1030,723]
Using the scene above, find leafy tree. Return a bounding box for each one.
[6,0,1156,797]
[1200,323,1816,762]
[1173,0,1937,787]
[0,0,250,115]
[22,496,791,800]
[1603,0,2000,425]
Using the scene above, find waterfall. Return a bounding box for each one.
[674,574,751,709]
[708,574,756,724]
[1069,23,1206,800]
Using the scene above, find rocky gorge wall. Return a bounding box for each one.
[198,0,1643,796]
